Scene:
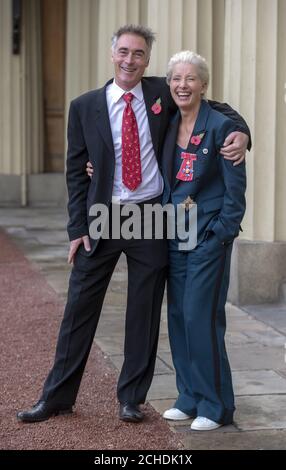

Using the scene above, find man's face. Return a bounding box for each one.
[111,33,150,91]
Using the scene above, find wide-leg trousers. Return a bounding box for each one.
[167,233,235,424]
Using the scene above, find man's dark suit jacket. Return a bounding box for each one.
[66,77,251,249]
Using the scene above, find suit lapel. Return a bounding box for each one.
[162,111,181,188]
[142,79,163,158]
[93,79,114,154]
[189,99,210,151]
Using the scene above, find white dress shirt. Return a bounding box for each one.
[106,80,164,203]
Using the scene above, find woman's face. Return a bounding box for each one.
[169,62,207,111]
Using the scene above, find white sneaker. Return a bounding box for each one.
[191,416,222,431]
[163,408,192,421]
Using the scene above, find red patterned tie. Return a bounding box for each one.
[122,93,142,191]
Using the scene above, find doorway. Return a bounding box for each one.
[41,0,66,172]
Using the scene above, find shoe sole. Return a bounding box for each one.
[17,408,73,423]
[119,415,143,423]
[191,424,222,431]
[163,415,192,421]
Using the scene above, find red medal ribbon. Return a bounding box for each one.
[176,152,197,182]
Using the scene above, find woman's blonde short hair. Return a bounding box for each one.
[166,50,209,95]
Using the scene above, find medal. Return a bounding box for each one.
[176,152,197,182]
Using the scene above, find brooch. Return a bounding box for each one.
[181,196,196,211]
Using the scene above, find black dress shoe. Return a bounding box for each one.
[119,403,144,423]
[17,400,73,423]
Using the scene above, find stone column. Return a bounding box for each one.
[0,0,43,205]
[224,0,286,304]
[0,0,22,177]
[66,0,141,106]
[65,0,220,102]
[146,0,215,96]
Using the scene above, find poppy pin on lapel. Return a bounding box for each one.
[190,132,205,146]
[151,98,162,115]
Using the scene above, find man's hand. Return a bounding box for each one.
[68,235,91,264]
[86,161,94,178]
[220,131,249,166]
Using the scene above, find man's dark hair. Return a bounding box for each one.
[111,24,156,58]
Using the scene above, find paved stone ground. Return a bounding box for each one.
[1,207,286,450]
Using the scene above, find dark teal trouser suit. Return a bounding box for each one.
[162,100,247,424]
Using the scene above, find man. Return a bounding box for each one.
[17,25,250,424]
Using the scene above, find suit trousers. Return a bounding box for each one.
[167,233,235,424]
[41,208,168,407]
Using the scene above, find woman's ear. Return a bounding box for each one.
[201,82,208,95]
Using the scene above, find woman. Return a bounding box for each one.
[86,50,247,431]
[161,51,246,430]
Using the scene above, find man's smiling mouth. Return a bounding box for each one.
[121,66,136,73]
